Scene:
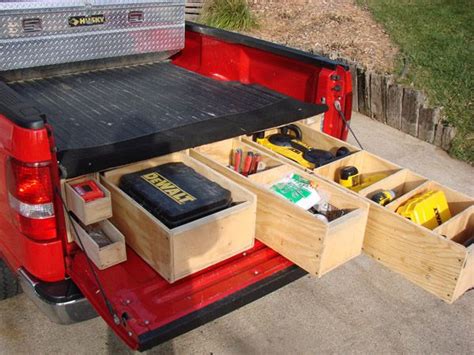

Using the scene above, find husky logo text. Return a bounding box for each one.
[69,15,106,27]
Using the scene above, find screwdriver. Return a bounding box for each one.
[249,153,260,175]
[233,149,242,173]
[242,152,254,176]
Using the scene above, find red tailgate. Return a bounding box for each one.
[68,241,304,351]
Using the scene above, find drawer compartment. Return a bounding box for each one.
[101,152,257,283]
[315,150,401,191]
[385,180,473,217]
[363,180,474,303]
[65,176,112,225]
[357,169,428,203]
[70,218,127,270]
[243,121,359,172]
[191,139,370,276]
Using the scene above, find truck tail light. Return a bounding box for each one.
[6,158,57,241]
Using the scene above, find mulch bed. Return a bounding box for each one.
[247,0,399,73]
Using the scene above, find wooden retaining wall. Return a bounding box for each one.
[345,60,455,150]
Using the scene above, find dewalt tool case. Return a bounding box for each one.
[120,162,232,228]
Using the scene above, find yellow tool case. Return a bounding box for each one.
[396,190,452,229]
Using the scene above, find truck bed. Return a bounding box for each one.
[4,62,326,178]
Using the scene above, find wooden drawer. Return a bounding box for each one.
[344,171,473,303]
[243,121,360,173]
[242,122,473,303]
[314,150,401,186]
[101,152,257,283]
[65,175,112,225]
[191,138,370,276]
[71,218,127,270]
[365,184,473,303]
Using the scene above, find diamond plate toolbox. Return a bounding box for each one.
[0,1,185,70]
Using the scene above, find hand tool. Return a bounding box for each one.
[242,152,254,176]
[338,166,388,192]
[336,146,351,157]
[370,190,396,206]
[249,153,261,174]
[252,125,340,169]
[339,166,360,188]
[233,148,242,173]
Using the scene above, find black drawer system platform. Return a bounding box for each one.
[4,62,326,177]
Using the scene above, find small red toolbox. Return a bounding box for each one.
[71,180,105,202]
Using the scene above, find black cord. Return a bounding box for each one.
[56,188,120,325]
[334,101,364,150]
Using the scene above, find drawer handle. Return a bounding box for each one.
[128,11,144,23]
[22,18,42,32]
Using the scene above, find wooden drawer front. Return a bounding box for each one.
[434,207,474,301]
[360,179,474,303]
[191,139,369,277]
[363,203,473,303]
[71,219,127,270]
[102,152,257,283]
[314,139,474,303]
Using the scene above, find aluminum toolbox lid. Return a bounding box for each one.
[0,0,185,71]
[0,1,85,11]
[0,1,182,10]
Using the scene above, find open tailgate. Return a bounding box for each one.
[68,241,305,351]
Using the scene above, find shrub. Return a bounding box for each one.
[202,0,258,31]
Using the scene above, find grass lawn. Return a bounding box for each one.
[358,0,473,163]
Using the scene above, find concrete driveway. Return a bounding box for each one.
[1,113,473,354]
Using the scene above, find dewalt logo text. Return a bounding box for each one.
[69,15,106,27]
[141,172,197,205]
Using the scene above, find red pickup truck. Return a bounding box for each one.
[0,2,352,351]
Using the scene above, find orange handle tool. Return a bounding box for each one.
[242,152,254,176]
[233,149,242,172]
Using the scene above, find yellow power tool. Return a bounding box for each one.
[252,125,349,169]
[338,166,388,192]
[370,190,396,206]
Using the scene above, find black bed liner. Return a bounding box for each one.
[5,62,326,178]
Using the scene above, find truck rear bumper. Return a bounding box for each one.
[18,268,97,325]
